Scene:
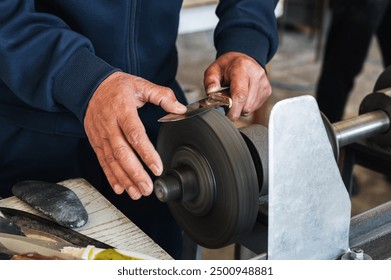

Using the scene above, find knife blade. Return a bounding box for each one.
[158,87,232,122]
[0,233,80,259]
[0,207,111,249]
[0,233,157,260]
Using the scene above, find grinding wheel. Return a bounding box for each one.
[154,109,259,248]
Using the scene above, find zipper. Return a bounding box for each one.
[127,0,139,75]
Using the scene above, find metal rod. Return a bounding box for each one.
[332,110,390,148]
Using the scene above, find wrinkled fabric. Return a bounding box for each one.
[0,0,279,259]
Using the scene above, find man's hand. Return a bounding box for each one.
[204,52,271,121]
[84,72,187,200]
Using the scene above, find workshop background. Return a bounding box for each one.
[178,0,391,259]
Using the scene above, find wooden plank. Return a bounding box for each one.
[0,178,172,260]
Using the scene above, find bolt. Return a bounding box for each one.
[351,248,364,260]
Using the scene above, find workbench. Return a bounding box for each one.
[0,178,172,260]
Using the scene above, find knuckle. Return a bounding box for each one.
[236,56,248,66]
[91,142,103,152]
[113,145,129,161]
[118,177,132,189]
[130,170,144,183]
[104,154,115,163]
[138,149,152,163]
[234,91,247,104]
[161,88,176,102]
[258,85,272,100]
[146,85,175,107]
[242,107,252,115]
[158,94,174,107]
[126,129,143,147]
[129,168,141,178]
[163,87,175,98]
[143,83,156,98]
[264,84,272,96]
[233,57,253,71]
[122,119,145,145]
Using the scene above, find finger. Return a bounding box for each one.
[109,132,155,196]
[226,74,250,121]
[94,143,125,195]
[143,86,187,114]
[99,131,149,199]
[120,113,163,175]
[242,78,261,115]
[101,138,138,192]
[90,108,155,197]
[116,113,162,195]
[204,64,223,93]
[243,74,272,114]
[85,121,126,195]
[125,186,142,200]
[242,87,257,116]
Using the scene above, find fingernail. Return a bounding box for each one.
[207,84,218,93]
[139,182,152,196]
[113,184,124,194]
[127,186,141,200]
[151,163,162,176]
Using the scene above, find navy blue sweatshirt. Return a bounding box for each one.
[0,0,278,137]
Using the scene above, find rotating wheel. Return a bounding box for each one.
[154,109,259,248]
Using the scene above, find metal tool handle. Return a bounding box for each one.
[205,88,232,109]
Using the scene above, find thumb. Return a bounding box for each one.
[204,66,222,94]
[145,85,187,114]
[206,82,221,94]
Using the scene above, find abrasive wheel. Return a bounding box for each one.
[154,109,259,248]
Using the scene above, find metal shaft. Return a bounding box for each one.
[332,110,390,148]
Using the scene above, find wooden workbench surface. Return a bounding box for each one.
[0,178,172,260]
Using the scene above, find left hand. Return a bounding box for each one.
[204,52,271,122]
[84,72,187,200]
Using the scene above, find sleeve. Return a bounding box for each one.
[0,0,119,123]
[214,0,280,68]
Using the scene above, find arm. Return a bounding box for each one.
[0,1,187,199]
[204,0,279,121]
[0,0,117,122]
[214,0,279,68]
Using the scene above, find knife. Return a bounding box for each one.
[158,87,232,122]
[0,233,156,260]
[0,232,79,259]
[0,207,111,249]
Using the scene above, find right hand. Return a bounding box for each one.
[84,72,187,200]
[204,52,271,122]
